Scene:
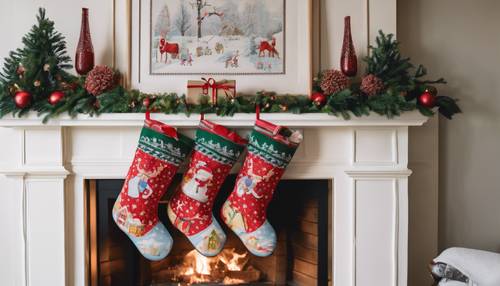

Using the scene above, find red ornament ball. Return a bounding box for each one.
[418,91,436,108]
[48,91,65,105]
[311,92,327,107]
[14,91,32,108]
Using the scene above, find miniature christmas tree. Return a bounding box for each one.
[0,8,74,117]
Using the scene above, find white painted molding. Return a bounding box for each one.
[0,111,429,128]
[0,167,70,178]
[345,169,413,178]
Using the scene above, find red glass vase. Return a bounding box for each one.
[75,8,95,75]
[340,16,357,77]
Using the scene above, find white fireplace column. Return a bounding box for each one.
[0,126,68,286]
[0,112,427,286]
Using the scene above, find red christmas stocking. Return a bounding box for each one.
[168,120,246,257]
[112,118,193,261]
[222,119,303,257]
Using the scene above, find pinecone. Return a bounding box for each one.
[320,69,349,95]
[360,74,385,96]
[85,65,116,96]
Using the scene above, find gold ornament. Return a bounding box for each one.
[34,80,41,87]
[9,85,19,94]
[425,86,438,96]
[43,64,50,71]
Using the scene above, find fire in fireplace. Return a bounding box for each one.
[85,177,331,286]
[171,249,260,284]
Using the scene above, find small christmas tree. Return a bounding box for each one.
[0,8,74,117]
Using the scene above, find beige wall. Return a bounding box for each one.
[3,0,487,285]
[399,0,500,284]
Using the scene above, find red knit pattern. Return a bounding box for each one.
[116,149,178,235]
[169,152,233,236]
[226,153,285,232]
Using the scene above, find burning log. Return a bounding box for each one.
[224,265,261,283]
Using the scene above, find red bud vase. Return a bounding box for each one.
[340,16,357,77]
[75,8,95,75]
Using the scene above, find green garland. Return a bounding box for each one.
[0,9,461,123]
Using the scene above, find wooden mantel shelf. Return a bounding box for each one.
[0,111,428,127]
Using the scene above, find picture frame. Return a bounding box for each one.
[113,0,314,96]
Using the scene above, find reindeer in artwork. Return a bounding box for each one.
[259,37,279,58]
[158,38,179,63]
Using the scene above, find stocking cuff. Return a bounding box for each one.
[194,120,247,165]
[249,119,303,168]
[138,119,194,166]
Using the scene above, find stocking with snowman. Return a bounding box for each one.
[168,120,246,256]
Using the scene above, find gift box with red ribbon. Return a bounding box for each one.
[186,78,236,105]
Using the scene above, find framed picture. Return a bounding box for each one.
[114,0,313,95]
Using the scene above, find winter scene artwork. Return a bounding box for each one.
[150,0,285,75]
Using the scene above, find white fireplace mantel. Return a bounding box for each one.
[0,112,428,127]
[0,111,428,286]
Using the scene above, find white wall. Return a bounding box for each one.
[0,0,113,68]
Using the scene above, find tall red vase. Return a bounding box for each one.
[75,8,95,75]
[340,16,357,77]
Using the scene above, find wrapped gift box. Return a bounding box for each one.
[186,78,236,105]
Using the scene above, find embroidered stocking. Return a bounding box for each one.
[112,118,193,261]
[222,119,303,257]
[168,120,246,257]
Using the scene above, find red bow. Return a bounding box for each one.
[187,77,235,106]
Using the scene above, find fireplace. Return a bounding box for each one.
[0,112,426,286]
[86,177,331,286]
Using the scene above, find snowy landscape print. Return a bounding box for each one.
[150,0,285,74]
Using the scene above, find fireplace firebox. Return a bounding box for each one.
[85,177,331,286]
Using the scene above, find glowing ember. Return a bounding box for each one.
[174,248,260,285]
[222,277,246,284]
[220,250,248,271]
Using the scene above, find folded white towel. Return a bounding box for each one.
[434,248,500,286]
[439,281,467,286]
